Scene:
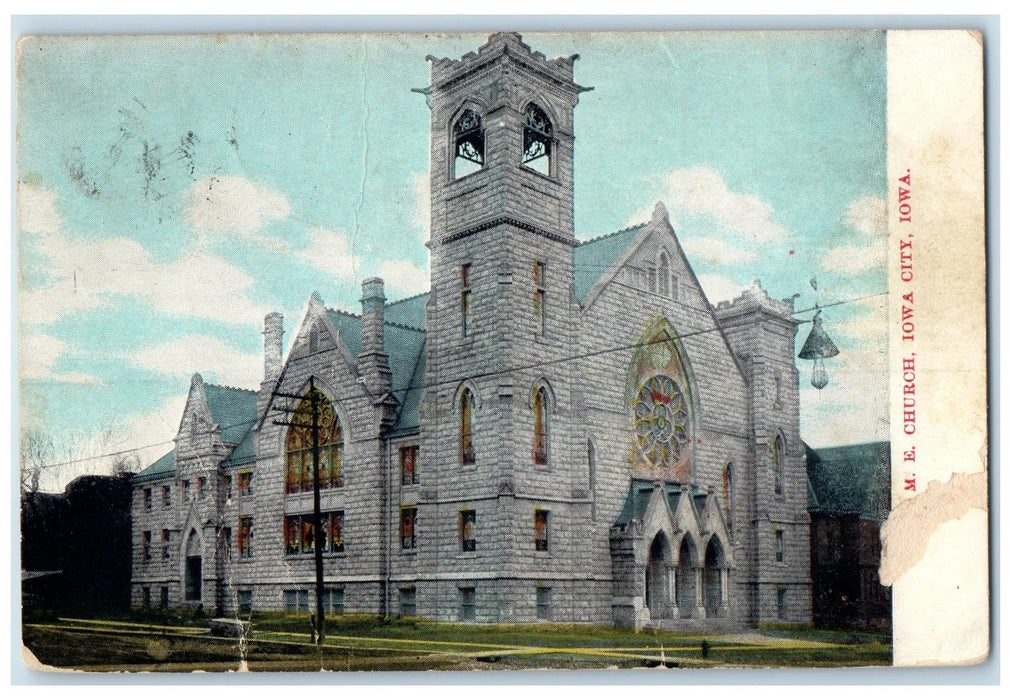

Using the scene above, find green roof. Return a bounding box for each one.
[806,441,891,521]
[203,384,258,446]
[613,478,709,527]
[136,449,175,482]
[573,224,646,305]
[326,305,427,436]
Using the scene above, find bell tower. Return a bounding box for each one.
[416,33,594,621]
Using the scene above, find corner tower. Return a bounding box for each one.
[416,34,597,622]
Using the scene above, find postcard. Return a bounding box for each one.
[15,28,987,673]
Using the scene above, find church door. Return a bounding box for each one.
[704,539,724,618]
[646,534,670,619]
[185,529,202,602]
[677,537,696,618]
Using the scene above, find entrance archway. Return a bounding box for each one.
[645,533,671,619]
[704,538,726,618]
[185,528,202,602]
[676,536,697,618]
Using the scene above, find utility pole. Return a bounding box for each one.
[272,376,326,646]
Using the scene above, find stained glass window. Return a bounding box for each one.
[460,389,476,465]
[453,109,484,179]
[632,374,690,468]
[460,510,476,552]
[401,507,417,550]
[534,509,549,551]
[285,390,343,494]
[143,488,152,510]
[142,530,151,560]
[237,515,253,558]
[238,470,252,496]
[401,445,419,485]
[532,386,548,465]
[284,511,343,555]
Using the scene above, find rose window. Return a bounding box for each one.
[633,375,690,467]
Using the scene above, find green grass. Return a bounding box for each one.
[22,613,892,673]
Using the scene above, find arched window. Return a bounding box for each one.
[453,109,484,179]
[773,434,785,496]
[459,388,476,465]
[285,389,344,494]
[658,251,671,297]
[723,463,734,534]
[522,103,553,176]
[532,386,549,465]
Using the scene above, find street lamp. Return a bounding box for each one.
[798,309,840,390]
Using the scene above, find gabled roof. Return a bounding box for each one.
[806,441,891,521]
[203,384,258,446]
[135,449,175,482]
[326,296,428,436]
[572,224,646,305]
[613,477,709,527]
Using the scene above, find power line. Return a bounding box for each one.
[25,288,886,473]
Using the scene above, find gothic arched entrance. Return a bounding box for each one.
[645,533,671,620]
[704,538,726,618]
[676,536,697,618]
[185,529,202,602]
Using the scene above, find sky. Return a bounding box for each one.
[16,31,888,491]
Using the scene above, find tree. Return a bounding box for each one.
[19,428,53,495]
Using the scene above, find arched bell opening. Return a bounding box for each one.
[644,532,672,620]
[703,538,728,618]
[676,536,698,619]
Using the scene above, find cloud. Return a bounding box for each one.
[799,345,889,447]
[696,273,745,305]
[294,227,360,278]
[126,335,262,389]
[19,232,266,326]
[834,297,887,344]
[630,165,789,242]
[845,196,886,237]
[17,183,63,236]
[184,175,291,240]
[18,331,100,384]
[113,395,189,474]
[821,239,887,275]
[681,236,759,266]
[412,172,431,241]
[821,196,887,275]
[375,258,429,296]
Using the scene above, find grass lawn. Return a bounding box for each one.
[22,613,892,673]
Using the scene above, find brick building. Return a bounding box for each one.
[131,33,812,627]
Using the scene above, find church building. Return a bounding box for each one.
[131,33,812,627]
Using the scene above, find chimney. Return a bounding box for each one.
[358,278,391,396]
[263,312,283,382]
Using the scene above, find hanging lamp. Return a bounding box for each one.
[798,309,840,390]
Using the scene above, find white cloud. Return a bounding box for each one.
[835,297,888,344]
[799,345,889,447]
[631,165,789,242]
[19,232,266,326]
[18,331,100,385]
[17,183,63,237]
[376,258,429,296]
[184,175,291,240]
[294,227,360,278]
[696,273,745,305]
[112,395,189,477]
[845,196,887,237]
[412,172,431,241]
[681,236,759,266]
[126,335,262,389]
[821,239,887,275]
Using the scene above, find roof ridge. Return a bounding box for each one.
[576,221,646,247]
[386,291,430,306]
[383,319,426,332]
[327,307,362,320]
[204,382,258,394]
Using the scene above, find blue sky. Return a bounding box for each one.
[16,32,888,489]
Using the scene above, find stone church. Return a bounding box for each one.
[131,33,811,627]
